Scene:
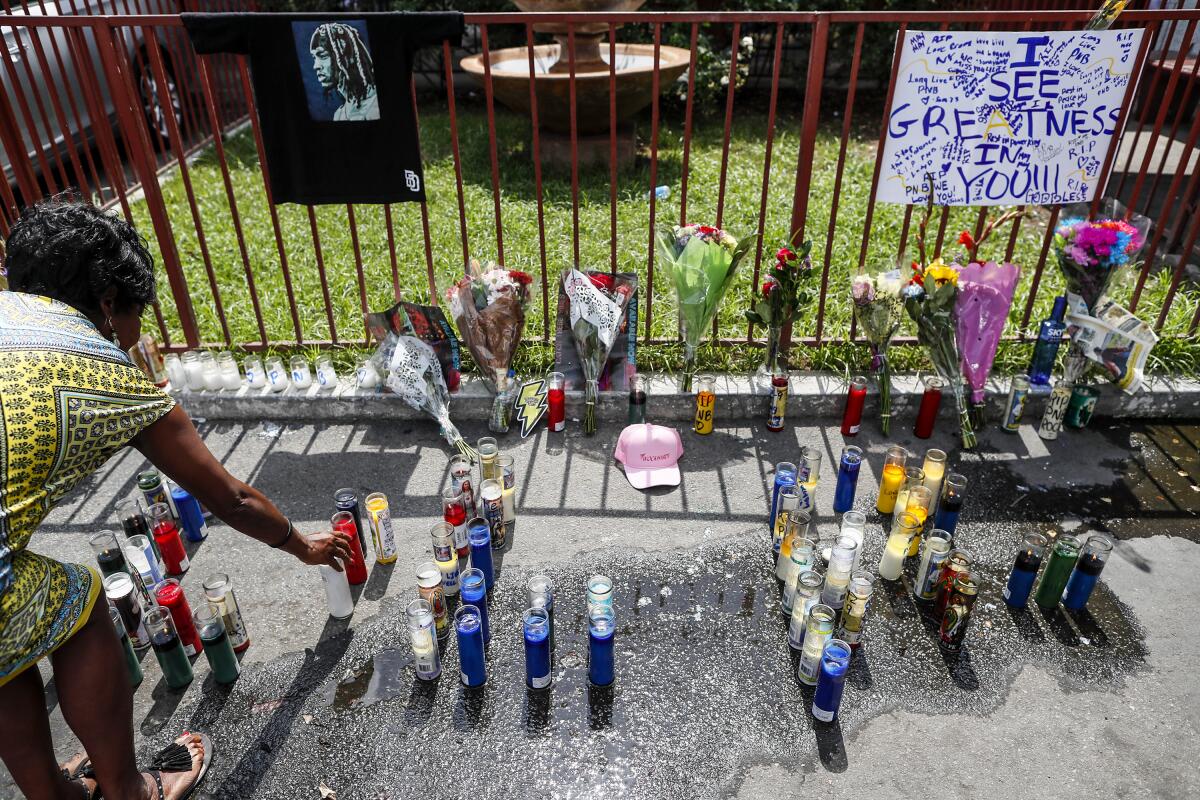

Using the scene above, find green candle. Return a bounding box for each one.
[145,607,193,689]
[195,604,241,685]
[108,606,143,687]
[1033,534,1082,609]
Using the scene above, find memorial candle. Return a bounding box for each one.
[199,351,223,392]
[797,604,836,686]
[893,467,924,527]
[921,448,947,514]
[217,351,243,391]
[766,367,788,432]
[460,567,491,644]
[109,605,143,686]
[840,376,868,436]
[467,518,495,591]
[430,522,460,596]
[913,376,944,439]
[145,606,193,690]
[477,437,500,482]
[769,461,798,532]
[693,375,716,435]
[588,607,616,687]
[315,355,339,390]
[365,492,398,565]
[331,511,368,585]
[781,533,816,615]
[1033,534,1082,610]
[320,563,354,619]
[194,604,241,684]
[125,538,162,593]
[498,454,517,536]
[839,511,867,572]
[1061,534,1113,610]
[819,535,859,612]
[797,449,821,516]
[529,575,556,660]
[914,533,952,601]
[875,445,908,514]
[812,638,852,722]
[832,446,863,514]
[406,598,441,681]
[154,578,201,656]
[117,497,162,570]
[441,486,470,563]
[180,351,205,391]
[547,371,566,432]
[243,355,267,389]
[903,485,934,557]
[448,455,477,517]
[933,549,974,618]
[91,530,130,580]
[838,572,875,650]
[265,356,289,393]
[104,572,149,649]
[523,607,553,689]
[455,605,487,687]
[787,570,824,649]
[773,486,800,567]
[939,571,980,653]
[202,573,250,652]
[138,470,177,519]
[587,574,614,617]
[416,561,449,638]
[933,473,967,540]
[878,511,922,581]
[334,488,369,563]
[164,353,186,391]
[353,357,379,390]
[480,479,505,550]
[289,356,313,390]
[148,502,189,576]
[1002,533,1049,609]
[170,484,207,543]
[628,374,647,425]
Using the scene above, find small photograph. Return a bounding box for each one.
[293,19,380,122]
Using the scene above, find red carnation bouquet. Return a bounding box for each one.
[444,260,533,433]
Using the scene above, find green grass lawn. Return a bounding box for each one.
[132,104,1200,378]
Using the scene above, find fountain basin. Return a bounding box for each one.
[460,43,690,135]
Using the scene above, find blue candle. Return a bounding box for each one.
[467,518,494,591]
[455,605,487,687]
[460,568,490,643]
[588,608,615,687]
[811,638,852,722]
[528,575,555,660]
[769,461,797,530]
[1002,533,1047,609]
[933,473,966,539]
[523,607,552,689]
[171,484,207,542]
[831,446,863,514]
[1061,535,1113,611]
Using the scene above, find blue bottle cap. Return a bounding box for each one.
[1050,295,1068,323]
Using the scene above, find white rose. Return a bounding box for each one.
[741,35,753,50]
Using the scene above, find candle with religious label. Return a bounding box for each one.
[430,522,460,596]
[832,446,863,514]
[878,511,922,581]
[1062,534,1113,610]
[365,492,398,565]
[797,604,836,686]
[320,562,353,619]
[480,479,506,550]
[264,355,289,392]
[914,533,953,601]
[913,375,944,439]
[109,605,143,686]
[455,605,487,687]
[921,448,947,513]
[787,570,824,649]
[1003,375,1030,431]
[1033,534,1082,609]
[331,511,368,585]
[939,571,980,653]
[838,572,875,650]
[467,518,495,591]
[589,607,616,687]
[147,502,189,576]
[587,574,614,617]
[781,532,816,615]
[460,567,491,643]
[547,372,566,432]
[315,356,338,390]
[145,606,193,689]
[797,448,821,516]
[628,374,647,425]
[903,485,934,557]
[154,578,201,656]
[766,366,789,432]
[812,638,853,722]
[1002,533,1049,609]
[170,484,207,543]
[773,486,800,566]
[416,561,449,638]
[933,473,966,540]
[138,470,177,519]
[406,598,441,681]
[769,461,797,532]
[498,454,517,536]
[104,572,149,649]
[195,604,241,684]
[840,376,868,436]
[934,548,974,618]
[693,374,715,435]
[875,446,908,514]
[202,573,250,652]
[334,488,369,562]
[820,535,859,612]
[449,455,477,517]
[244,355,267,389]
[523,607,553,689]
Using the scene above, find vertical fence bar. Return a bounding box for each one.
[442,39,470,268]
[1143,43,1200,213]
[1155,195,1200,331]
[608,23,618,276]
[117,3,169,158]
[306,207,338,343]
[788,16,828,244]
[1091,21,1157,216]
[644,23,662,341]
[410,78,438,311]
[2,10,68,191]
[857,23,907,272]
[66,26,132,219]
[714,22,741,231]
[1003,206,1026,263]
[748,21,787,343]
[524,23,550,339]
[0,24,57,196]
[678,22,699,227]
[346,204,371,343]
[1020,207,1061,329]
[1113,10,1176,199]
[479,24,505,265]
[384,204,400,301]
[567,24,580,267]
[0,78,39,204]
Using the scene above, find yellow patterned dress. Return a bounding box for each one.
[0,292,175,687]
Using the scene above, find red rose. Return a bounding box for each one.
[508,270,533,286]
[697,225,719,236]
[957,231,975,249]
[761,279,777,298]
[588,272,616,291]
[775,247,796,266]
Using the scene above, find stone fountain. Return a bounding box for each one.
[459,0,691,168]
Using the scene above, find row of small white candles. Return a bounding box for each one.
[164,352,381,393]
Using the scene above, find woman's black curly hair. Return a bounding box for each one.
[2,194,156,315]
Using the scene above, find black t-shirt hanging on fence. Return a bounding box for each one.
[183,12,463,206]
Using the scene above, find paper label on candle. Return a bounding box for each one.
[530,672,551,689]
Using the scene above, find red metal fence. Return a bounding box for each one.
[1,5,1199,354]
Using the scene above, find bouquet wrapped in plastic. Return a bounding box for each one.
[850,269,904,434]
[444,260,533,433]
[655,223,756,391]
[562,268,634,434]
[746,240,817,388]
[374,332,475,460]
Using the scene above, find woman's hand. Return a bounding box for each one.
[295,529,355,570]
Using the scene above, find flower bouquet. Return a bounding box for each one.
[655,223,756,391]
[850,269,904,434]
[745,240,817,389]
[953,211,1026,427]
[375,332,475,460]
[562,268,634,434]
[444,260,534,433]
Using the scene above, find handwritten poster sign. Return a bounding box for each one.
[878,29,1144,206]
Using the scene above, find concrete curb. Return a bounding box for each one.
[173,373,1200,423]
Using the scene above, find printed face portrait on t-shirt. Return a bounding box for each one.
[292,20,380,122]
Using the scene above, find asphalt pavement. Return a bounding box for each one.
[3,414,1199,800]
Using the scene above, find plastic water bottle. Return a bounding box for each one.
[644,185,670,200]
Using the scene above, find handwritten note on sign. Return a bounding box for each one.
[878,29,1144,206]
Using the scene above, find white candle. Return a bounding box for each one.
[355,359,379,389]
[316,356,339,390]
[290,357,313,390]
[244,356,267,389]
[265,357,288,393]
[217,352,242,391]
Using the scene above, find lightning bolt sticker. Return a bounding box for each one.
[515,378,549,439]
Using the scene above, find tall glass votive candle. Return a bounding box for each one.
[319,562,353,619]
[934,548,974,618]
[145,606,193,690]
[820,535,859,612]
[460,567,490,644]
[773,486,800,567]
[315,355,339,390]
[430,522,460,596]
[797,604,836,686]
[878,511,922,582]
[528,575,556,659]
[939,571,980,653]
[1062,534,1114,610]
[365,492,398,565]
[780,529,815,615]
[894,467,924,526]
[243,355,267,389]
[832,446,863,514]
[587,574,614,617]
[839,510,867,572]
[265,356,288,392]
[448,455,477,516]
[787,570,824,649]
[838,572,875,650]
[117,496,161,570]
[477,437,500,482]
[203,573,250,652]
[455,605,487,687]
[934,473,967,540]
[1033,534,1083,610]
[812,638,853,722]
[523,607,552,689]
[876,445,908,514]
[466,518,494,591]
[914,533,953,601]
[903,485,934,556]
[693,374,716,435]
[109,605,143,686]
[334,487,369,563]
[125,537,161,592]
[547,371,566,432]
[331,511,368,585]
[913,375,944,439]
[769,461,798,532]
[148,502,188,576]
[588,607,616,687]
[103,572,149,649]
[195,604,240,684]
[406,598,441,681]
[921,448,947,512]
[91,529,130,580]
[416,561,449,638]
[498,454,517,533]
[480,480,505,549]
[797,448,821,516]
[840,376,868,436]
[628,374,647,425]
[1003,533,1049,609]
[154,578,201,656]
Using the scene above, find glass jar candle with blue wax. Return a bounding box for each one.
[406,598,441,681]
[588,607,616,687]
[812,638,852,722]
[460,568,490,644]
[455,605,487,687]
[1062,534,1113,610]
[528,575,555,660]
[831,446,863,514]
[587,575,614,617]
[769,461,797,532]
[523,607,552,689]
[466,517,494,591]
[1002,533,1048,609]
[933,473,967,539]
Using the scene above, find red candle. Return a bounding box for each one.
[547,371,566,432]
[840,376,868,436]
[442,489,469,561]
[913,376,944,439]
[155,578,201,656]
[152,518,189,576]
[332,511,368,585]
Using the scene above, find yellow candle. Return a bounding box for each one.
[876,463,906,514]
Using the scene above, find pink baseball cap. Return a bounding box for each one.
[614,423,684,489]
